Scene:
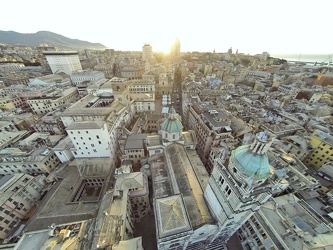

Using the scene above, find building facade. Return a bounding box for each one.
[204,132,275,247]
[27,87,78,115]
[66,121,113,158]
[142,44,153,62]
[0,147,61,175]
[43,51,82,75]
[70,70,105,85]
[304,129,333,169]
[0,174,46,242]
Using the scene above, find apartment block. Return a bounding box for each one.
[60,92,133,163]
[0,97,16,111]
[0,147,60,175]
[304,129,333,169]
[123,134,149,164]
[183,102,234,171]
[27,87,78,115]
[0,121,18,133]
[114,170,150,222]
[0,174,46,242]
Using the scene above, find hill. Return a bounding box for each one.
[0,30,107,50]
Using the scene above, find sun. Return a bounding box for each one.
[151,38,173,54]
[154,44,170,54]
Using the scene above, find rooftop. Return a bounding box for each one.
[146,134,162,147]
[25,158,114,232]
[42,51,79,55]
[155,194,192,238]
[258,193,333,249]
[15,221,90,250]
[66,120,105,130]
[124,133,149,150]
[164,144,214,228]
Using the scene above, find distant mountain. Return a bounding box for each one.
[0,30,107,50]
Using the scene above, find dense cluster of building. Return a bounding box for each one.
[0,40,333,250]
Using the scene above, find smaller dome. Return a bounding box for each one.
[160,107,183,133]
[231,145,270,180]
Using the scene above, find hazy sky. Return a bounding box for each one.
[1,0,332,55]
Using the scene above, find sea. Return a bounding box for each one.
[270,54,332,64]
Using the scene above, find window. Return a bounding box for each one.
[96,135,99,139]
[91,144,95,147]
[218,175,224,186]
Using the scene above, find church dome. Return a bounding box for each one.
[231,144,270,180]
[161,107,183,133]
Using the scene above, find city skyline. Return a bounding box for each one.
[1,0,332,55]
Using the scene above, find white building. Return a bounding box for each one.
[66,121,113,158]
[43,51,82,75]
[70,70,105,85]
[60,93,133,162]
[28,74,71,87]
[128,79,155,112]
[111,78,156,112]
[53,136,75,163]
[27,87,78,115]
[0,174,46,242]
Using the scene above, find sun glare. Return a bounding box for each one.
[151,38,174,54]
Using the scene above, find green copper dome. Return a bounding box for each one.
[231,145,271,180]
[161,107,183,133]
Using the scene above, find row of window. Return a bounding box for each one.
[217,175,232,195]
[73,149,97,155]
[70,131,100,137]
[77,143,100,149]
